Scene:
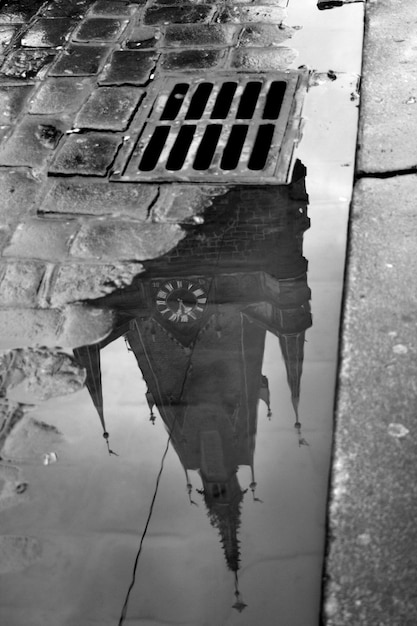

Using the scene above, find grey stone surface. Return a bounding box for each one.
[40,180,157,219]
[70,220,185,261]
[0,260,46,306]
[74,86,143,130]
[357,0,417,174]
[324,175,417,625]
[49,133,121,176]
[3,218,78,261]
[49,261,144,306]
[98,49,158,84]
[0,305,114,350]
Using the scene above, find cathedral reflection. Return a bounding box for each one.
[74,160,311,613]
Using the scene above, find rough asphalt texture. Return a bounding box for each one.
[323,0,417,624]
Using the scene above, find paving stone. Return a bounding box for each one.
[74,86,143,130]
[238,23,297,47]
[28,77,94,115]
[49,44,111,76]
[0,25,16,51]
[89,1,135,17]
[70,220,185,261]
[99,50,158,85]
[0,0,45,24]
[49,133,122,176]
[151,184,228,223]
[163,24,236,48]
[0,169,44,232]
[358,0,417,173]
[217,6,287,24]
[0,49,56,80]
[3,217,78,261]
[0,260,46,307]
[21,18,75,48]
[41,0,91,20]
[161,49,225,72]
[124,26,160,50]
[0,117,66,169]
[0,305,114,349]
[143,5,214,26]
[0,85,33,125]
[40,180,158,219]
[49,261,144,307]
[228,47,298,71]
[72,17,128,43]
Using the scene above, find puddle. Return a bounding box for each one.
[0,1,364,625]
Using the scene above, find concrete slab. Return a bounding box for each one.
[357,0,417,174]
[324,174,417,625]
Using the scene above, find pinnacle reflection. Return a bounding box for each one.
[74,161,312,611]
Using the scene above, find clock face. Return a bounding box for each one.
[154,279,208,323]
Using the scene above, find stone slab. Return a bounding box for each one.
[70,220,185,261]
[40,180,158,219]
[324,174,417,625]
[357,0,417,174]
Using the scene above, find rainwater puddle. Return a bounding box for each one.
[0,1,364,625]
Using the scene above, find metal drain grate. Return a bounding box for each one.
[114,71,309,184]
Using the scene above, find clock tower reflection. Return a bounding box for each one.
[75,160,312,612]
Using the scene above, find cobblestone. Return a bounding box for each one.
[0,169,43,232]
[0,25,17,50]
[70,220,185,261]
[0,49,56,80]
[21,18,75,48]
[0,117,65,169]
[3,218,78,261]
[216,6,287,24]
[161,49,225,71]
[72,17,128,43]
[41,0,91,20]
[49,132,122,176]
[0,260,46,307]
[98,49,158,85]
[143,5,214,26]
[0,86,33,125]
[89,1,135,17]
[49,261,144,307]
[50,44,111,76]
[28,77,94,115]
[40,180,158,219]
[124,26,159,49]
[163,24,237,48]
[74,86,144,130]
[0,0,45,24]
[0,305,114,349]
[229,47,298,70]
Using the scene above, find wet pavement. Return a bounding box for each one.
[0,1,364,625]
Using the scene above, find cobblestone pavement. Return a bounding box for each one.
[0,0,300,349]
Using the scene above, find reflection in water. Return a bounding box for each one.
[74,161,313,622]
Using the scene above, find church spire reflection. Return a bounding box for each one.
[74,161,312,610]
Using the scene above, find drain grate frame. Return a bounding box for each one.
[112,70,309,185]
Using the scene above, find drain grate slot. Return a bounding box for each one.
[248,124,275,170]
[211,82,238,119]
[160,84,189,120]
[193,124,222,170]
[263,81,287,119]
[118,71,308,184]
[139,126,170,171]
[166,126,196,171]
[236,82,262,119]
[185,83,214,120]
[221,125,249,170]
